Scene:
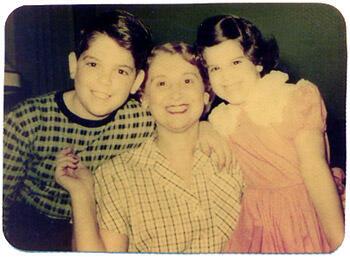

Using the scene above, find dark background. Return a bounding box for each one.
[4,3,346,169]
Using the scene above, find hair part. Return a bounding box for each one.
[76,9,153,70]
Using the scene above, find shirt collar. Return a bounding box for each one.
[131,135,210,172]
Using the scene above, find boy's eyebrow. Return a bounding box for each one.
[82,55,98,61]
[81,55,135,71]
[233,55,245,60]
[118,64,135,72]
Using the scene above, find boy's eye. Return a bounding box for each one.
[118,69,129,76]
[157,81,167,87]
[232,60,242,65]
[86,62,97,67]
[184,78,193,85]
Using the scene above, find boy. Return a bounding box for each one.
[3,10,154,251]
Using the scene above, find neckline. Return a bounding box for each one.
[54,91,118,128]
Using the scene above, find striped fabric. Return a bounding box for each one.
[95,137,244,253]
[3,91,155,221]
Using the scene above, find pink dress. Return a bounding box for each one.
[209,72,331,253]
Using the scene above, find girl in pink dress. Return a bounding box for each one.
[195,14,344,253]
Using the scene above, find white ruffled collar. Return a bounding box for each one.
[209,71,293,135]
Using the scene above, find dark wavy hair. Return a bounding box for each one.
[75,9,153,71]
[139,42,214,116]
[195,14,279,77]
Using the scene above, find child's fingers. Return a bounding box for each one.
[57,155,79,167]
[56,157,79,175]
[56,147,75,159]
[220,137,232,169]
[64,167,78,178]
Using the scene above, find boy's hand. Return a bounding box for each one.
[55,147,94,199]
[198,121,232,170]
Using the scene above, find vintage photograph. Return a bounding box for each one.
[2,3,346,254]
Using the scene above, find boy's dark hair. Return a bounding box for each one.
[195,14,279,76]
[140,42,214,116]
[76,9,153,70]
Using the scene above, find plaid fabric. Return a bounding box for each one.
[3,91,155,221]
[95,137,243,253]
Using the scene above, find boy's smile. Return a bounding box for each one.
[66,33,144,120]
[91,90,112,100]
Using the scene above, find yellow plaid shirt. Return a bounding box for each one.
[95,137,244,253]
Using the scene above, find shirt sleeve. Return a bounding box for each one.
[3,105,33,219]
[277,80,327,138]
[94,158,130,236]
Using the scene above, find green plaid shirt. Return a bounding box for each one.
[95,137,244,253]
[3,91,155,221]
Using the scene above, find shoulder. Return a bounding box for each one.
[287,79,324,108]
[118,98,151,119]
[282,79,325,120]
[114,98,155,129]
[276,79,327,137]
[7,92,56,115]
[95,140,151,181]
[5,91,58,128]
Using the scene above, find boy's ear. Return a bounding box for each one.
[203,92,210,105]
[68,52,78,79]
[130,70,145,94]
[256,65,263,73]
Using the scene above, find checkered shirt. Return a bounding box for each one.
[3,91,155,221]
[95,137,243,253]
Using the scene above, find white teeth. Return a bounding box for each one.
[166,104,188,114]
[92,91,110,100]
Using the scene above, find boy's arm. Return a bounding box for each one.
[3,111,31,221]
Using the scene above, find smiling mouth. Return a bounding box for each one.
[91,91,111,100]
[166,104,189,114]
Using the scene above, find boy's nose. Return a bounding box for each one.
[99,70,112,85]
[221,70,232,83]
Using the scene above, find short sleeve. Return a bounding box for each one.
[277,80,327,138]
[94,158,130,235]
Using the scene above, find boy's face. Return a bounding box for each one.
[69,33,144,120]
[203,39,262,106]
[143,52,209,133]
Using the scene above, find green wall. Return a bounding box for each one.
[5,3,346,168]
[97,3,346,120]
